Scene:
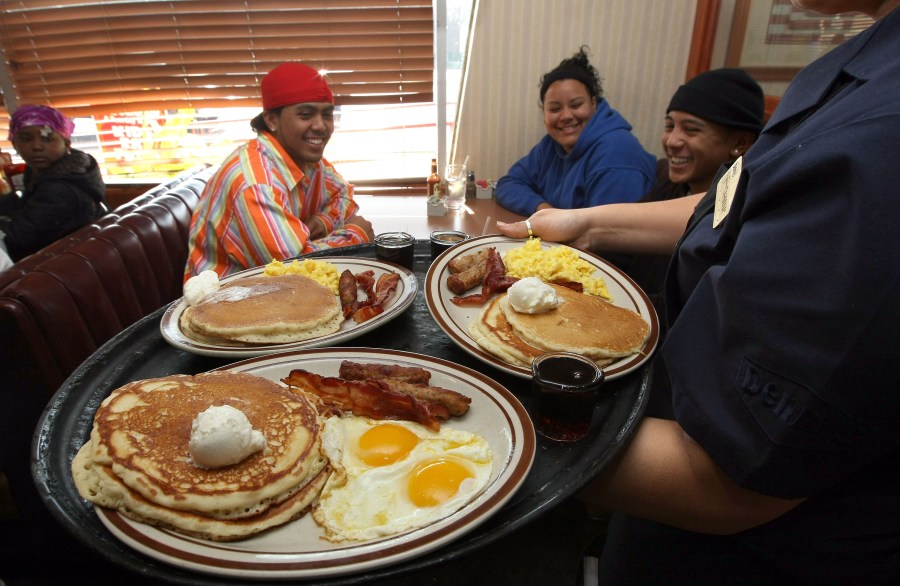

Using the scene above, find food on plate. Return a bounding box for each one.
[282,369,450,431]
[179,260,402,347]
[189,404,268,469]
[264,258,340,294]
[469,282,647,367]
[450,247,518,306]
[183,269,221,306]
[447,248,489,274]
[447,259,489,295]
[313,415,492,542]
[340,269,401,324]
[338,360,432,384]
[503,283,648,359]
[71,371,330,541]
[506,276,562,314]
[468,294,548,367]
[337,360,471,417]
[503,238,611,300]
[180,274,343,344]
[338,269,358,318]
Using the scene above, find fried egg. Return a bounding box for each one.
[314,416,493,542]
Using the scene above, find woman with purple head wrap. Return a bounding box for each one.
[0,104,107,261]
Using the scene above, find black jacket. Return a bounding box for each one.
[0,149,107,262]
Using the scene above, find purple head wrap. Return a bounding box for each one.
[8,105,76,142]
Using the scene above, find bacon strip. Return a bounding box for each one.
[373,272,400,305]
[282,369,447,430]
[552,280,584,293]
[354,271,377,305]
[338,270,401,324]
[451,247,518,306]
[351,304,383,323]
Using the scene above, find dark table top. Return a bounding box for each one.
[32,241,649,585]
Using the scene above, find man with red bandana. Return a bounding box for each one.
[185,62,374,279]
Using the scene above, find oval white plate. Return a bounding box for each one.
[161,257,417,358]
[95,348,535,580]
[425,235,660,380]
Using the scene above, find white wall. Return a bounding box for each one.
[453,0,697,181]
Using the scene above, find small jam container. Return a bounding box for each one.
[429,230,468,260]
[374,232,416,270]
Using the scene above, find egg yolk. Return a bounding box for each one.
[408,458,474,507]
[357,423,419,467]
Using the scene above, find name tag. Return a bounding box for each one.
[714,157,742,228]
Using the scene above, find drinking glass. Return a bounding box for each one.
[445,164,467,210]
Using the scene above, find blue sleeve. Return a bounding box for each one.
[495,140,553,216]
[582,168,653,207]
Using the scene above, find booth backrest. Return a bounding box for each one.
[0,163,215,559]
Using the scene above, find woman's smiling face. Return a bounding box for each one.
[542,79,598,153]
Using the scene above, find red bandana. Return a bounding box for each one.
[261,62,334,109]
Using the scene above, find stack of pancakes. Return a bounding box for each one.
[180,274,343,345]
[72,371,330,541]
[469,283,649,367]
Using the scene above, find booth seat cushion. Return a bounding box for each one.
[0,163,216,559]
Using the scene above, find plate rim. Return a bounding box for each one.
[93,347,536,579]
[424,235,660,380]
[160,257,418,358]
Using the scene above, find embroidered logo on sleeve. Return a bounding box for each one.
[737,357,822,447]
[736,357,865,451]
[713,157,742,228]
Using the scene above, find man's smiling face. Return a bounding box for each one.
[266,102,335,168]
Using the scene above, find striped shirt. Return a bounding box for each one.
[185,132,368,279]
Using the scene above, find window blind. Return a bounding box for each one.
[0,0,435,118]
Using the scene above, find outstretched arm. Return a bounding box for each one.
[497,194,702,255]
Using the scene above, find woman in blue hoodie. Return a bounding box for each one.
[495,47,656,216]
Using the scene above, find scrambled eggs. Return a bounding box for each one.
[264,258,340,294]
[502,238,611,300]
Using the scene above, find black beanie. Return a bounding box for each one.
[667,68,764,134]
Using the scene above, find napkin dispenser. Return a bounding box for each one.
[426,195,447,216]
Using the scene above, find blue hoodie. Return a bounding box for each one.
[495,100,656,216]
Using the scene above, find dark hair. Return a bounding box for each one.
[249,107,284,133]
[539,46,604,104]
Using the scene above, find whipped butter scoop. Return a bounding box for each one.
[189,404,267,468]
[183,269,220,306]
[507,276,561,314]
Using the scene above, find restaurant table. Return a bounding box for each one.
[32,241,650,585]
[354,195,525,239]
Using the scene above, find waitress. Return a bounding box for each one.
[0,105,107,262]
[498,0,900,581]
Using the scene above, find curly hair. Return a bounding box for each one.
[539,46,604,104]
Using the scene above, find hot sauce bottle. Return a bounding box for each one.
[427,158,442,198]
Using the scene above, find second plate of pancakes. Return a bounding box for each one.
[425,235,660,380]
[161,257,418,358]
